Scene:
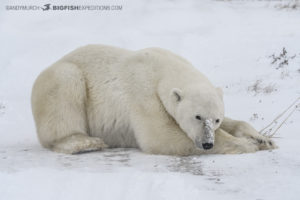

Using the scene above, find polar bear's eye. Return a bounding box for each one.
[215,119,220,123]
[195,115,202,120]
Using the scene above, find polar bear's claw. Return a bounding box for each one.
[250,136,277,150]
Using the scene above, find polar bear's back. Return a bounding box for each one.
[60,44,130,69]
[61,44,157,63]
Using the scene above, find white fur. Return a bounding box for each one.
[31,44,277,155]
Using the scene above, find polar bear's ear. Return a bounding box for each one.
[171,88,183,102]
[216,87,223,100]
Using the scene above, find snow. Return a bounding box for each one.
[0,0,300,200]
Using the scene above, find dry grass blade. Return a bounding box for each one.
[260,97,300,137]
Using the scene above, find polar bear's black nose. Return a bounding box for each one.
[202,143,213,150]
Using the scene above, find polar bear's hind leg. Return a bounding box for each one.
[52,134,108,154]
[31,62,107,154]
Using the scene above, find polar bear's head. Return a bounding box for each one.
[170,86,224,150]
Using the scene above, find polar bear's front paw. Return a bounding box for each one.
[225,138,259,154]
[211,134,259,154]
[232,121,277,151]
[249,136,277,150]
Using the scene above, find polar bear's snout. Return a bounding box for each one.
[195,119,215,150]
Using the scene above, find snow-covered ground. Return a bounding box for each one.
[0,0,300,199]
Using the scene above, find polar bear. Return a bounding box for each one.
[31,45,276,155]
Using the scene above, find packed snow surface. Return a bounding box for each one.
[0,0,299,200]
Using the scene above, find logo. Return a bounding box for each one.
[5,3,123,11]
[42,4,51,11]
